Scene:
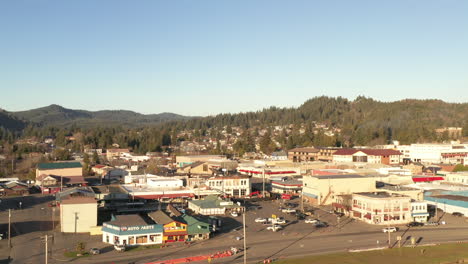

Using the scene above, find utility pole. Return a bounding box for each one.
[300,193,304,213]
[243,207,247,264]
[52,207,55,231]
[262,169,265,198]
[8,209,11,248]
[74,212,78,234]
[45,234,48,264]
[42,234,53,264]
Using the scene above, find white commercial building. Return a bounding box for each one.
[60,197,97,233]
[206,176,251,197]
[396,143,468,164]
[410,201,429,223]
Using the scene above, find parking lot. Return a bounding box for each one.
[3,194,468,264]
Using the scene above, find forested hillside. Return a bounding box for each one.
[10,104,192,127]
[1,97,467,155]
[172,96,468,145]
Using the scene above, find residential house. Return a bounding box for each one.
[106,148,131,160]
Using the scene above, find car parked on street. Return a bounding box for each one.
[424,221,439,226]
[382,227,398,233]
[281,208,296,213]
[255,217,268,223]
[231,212,239,217]
[274,218,286,224]
[407,222,424,227]
[305,218,319,224]
[452,212,464,217]
[266,224,283,232]
[315,221,328,228]
[90,248,100,255]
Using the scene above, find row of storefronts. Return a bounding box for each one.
[102,211,211,246]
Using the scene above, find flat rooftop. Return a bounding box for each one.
[355,192,407,199]
[314,174,373,179]
[379,184,419,192]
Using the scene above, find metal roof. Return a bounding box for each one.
[38,162,82,170]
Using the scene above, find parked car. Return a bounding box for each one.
[452,212,464,217]
[296,212,306,220]
[281,208,296,213]
[274,218,286,224]
[231,212,239,217]
[255,217,268,223]
[424,221,439,226]
[315,221,328,228]
[334,211,345,217]
[266,224,283,232]
[114,244,126,252]
[382,227,398,233]
[305,219,319,224]
[90,248,100,255]
[407,222,424,227]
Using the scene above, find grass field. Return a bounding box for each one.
[273,243,468,264]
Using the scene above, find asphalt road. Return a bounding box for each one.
[2,196,468,264]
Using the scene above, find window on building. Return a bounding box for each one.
[233,189,240,196]
[241,189,246,196]
[136,235,148,244]
[150,234,161,242]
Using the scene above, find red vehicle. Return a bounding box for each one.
[281,194,292,200]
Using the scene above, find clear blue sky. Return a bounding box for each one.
[1,0,467,116]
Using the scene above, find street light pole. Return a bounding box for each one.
[243,207,247,264]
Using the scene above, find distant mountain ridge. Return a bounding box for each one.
[0,109,27,131]
[7,104,193,127]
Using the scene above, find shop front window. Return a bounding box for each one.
[136,235,148,244]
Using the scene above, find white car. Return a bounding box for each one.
[305,219,319,224]
[255,217,268,223]
[231,212,239,217]
[273,218,286,224]
[281,208,296,213]
[266,224,283,231]
[382,227,397,233]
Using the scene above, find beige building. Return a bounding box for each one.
[60,196,97,233]
[302,174,376,205]
[288,147,320,162]
[351,192,412,225]
[378,184,424,201]
[177,161,211,175]
[36,162,82,179]
[206,175,251,197]
[444,172,468,185]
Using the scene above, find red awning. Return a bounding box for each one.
[412,176,444,182]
